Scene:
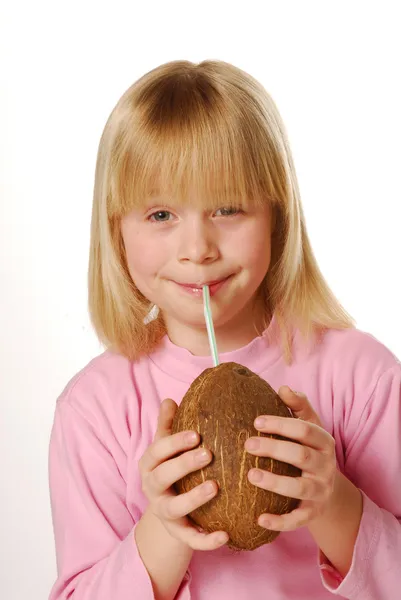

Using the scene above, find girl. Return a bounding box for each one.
[48,60,401,600]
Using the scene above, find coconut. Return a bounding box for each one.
[171,362,301,551]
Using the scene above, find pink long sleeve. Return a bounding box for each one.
[319,363,401,598]
[49,329,401,599]
[48,399,151,599]
[48,393,190,600]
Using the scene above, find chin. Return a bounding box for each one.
[198,307,240,330]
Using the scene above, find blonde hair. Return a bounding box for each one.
[88,59,354,363]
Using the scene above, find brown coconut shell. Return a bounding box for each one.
[171,362,301,551]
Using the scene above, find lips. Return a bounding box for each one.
[172,275,233,298]
[177,277,230,288]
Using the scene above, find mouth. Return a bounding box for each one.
[178,278,228,288]
[173,275,234,297]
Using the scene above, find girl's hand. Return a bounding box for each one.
[245,386,337,532]
[139,398,229,551]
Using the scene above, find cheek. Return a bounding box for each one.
[125,238,164,279]
[239,225,271,271]
[122,223,163,280]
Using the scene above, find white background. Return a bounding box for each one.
[1,1,400,598]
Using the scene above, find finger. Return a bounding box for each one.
[245,436,326,472]
[248,468,325,501]
[184,527,229,551]
[277,386,321,425]
[140,430,200,473]
[154,398,178,442]
[251,416,334,452]
[157,480,219,520]
[167,519,229,551]
[258,505,313,532]
[148,447,213,496]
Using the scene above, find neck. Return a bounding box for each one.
[168,323,259,356]
[164,300,270,356]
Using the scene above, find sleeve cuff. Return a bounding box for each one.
[118,526,156,598]
[318,490,381,597]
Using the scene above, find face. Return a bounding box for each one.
[121,194,272,344]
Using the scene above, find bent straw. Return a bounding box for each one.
[202,285,220,367]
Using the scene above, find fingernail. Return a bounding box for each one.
[246,438,260,450]
[202,481,215,495]
[254,417,266,429]
[249,469,263,482]
[185,432,198,444]
[195,449,210,464]
[259,516,271,529]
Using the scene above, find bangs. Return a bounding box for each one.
[106,64,281,219]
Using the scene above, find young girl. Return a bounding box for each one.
[48,60,401,600]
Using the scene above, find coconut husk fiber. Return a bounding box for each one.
[172,362,301,551]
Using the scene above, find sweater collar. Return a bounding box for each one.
[148,316,283,383]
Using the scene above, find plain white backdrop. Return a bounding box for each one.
[1,1,400,598]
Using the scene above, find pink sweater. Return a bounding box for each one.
[48,326,401,599]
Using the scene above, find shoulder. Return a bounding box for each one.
[55,350,146,430]
[321,326,398,359]
[316,327,400,401]
[50,351,154,484]
[59,350,131,401]
[320,327,399,372]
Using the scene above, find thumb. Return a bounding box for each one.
[154,398,178,442]
[278,386,322,426]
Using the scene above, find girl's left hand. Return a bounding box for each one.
[245,386,337,532]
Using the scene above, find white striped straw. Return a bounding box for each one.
[202,285,220,367]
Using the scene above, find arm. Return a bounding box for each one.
[307,470,363,577]
[135,510,193,599]
[49,399,192,600]
[312,364,401,598]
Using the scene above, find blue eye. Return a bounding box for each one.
[215,207,240,217]
[149,210,172,222]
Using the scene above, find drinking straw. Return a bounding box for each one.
[202,285,220,366]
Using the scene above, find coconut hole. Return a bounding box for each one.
[233,367,252,377]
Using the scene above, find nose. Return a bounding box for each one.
[177,216,219,264]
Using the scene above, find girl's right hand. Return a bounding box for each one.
[139,398,229,551]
